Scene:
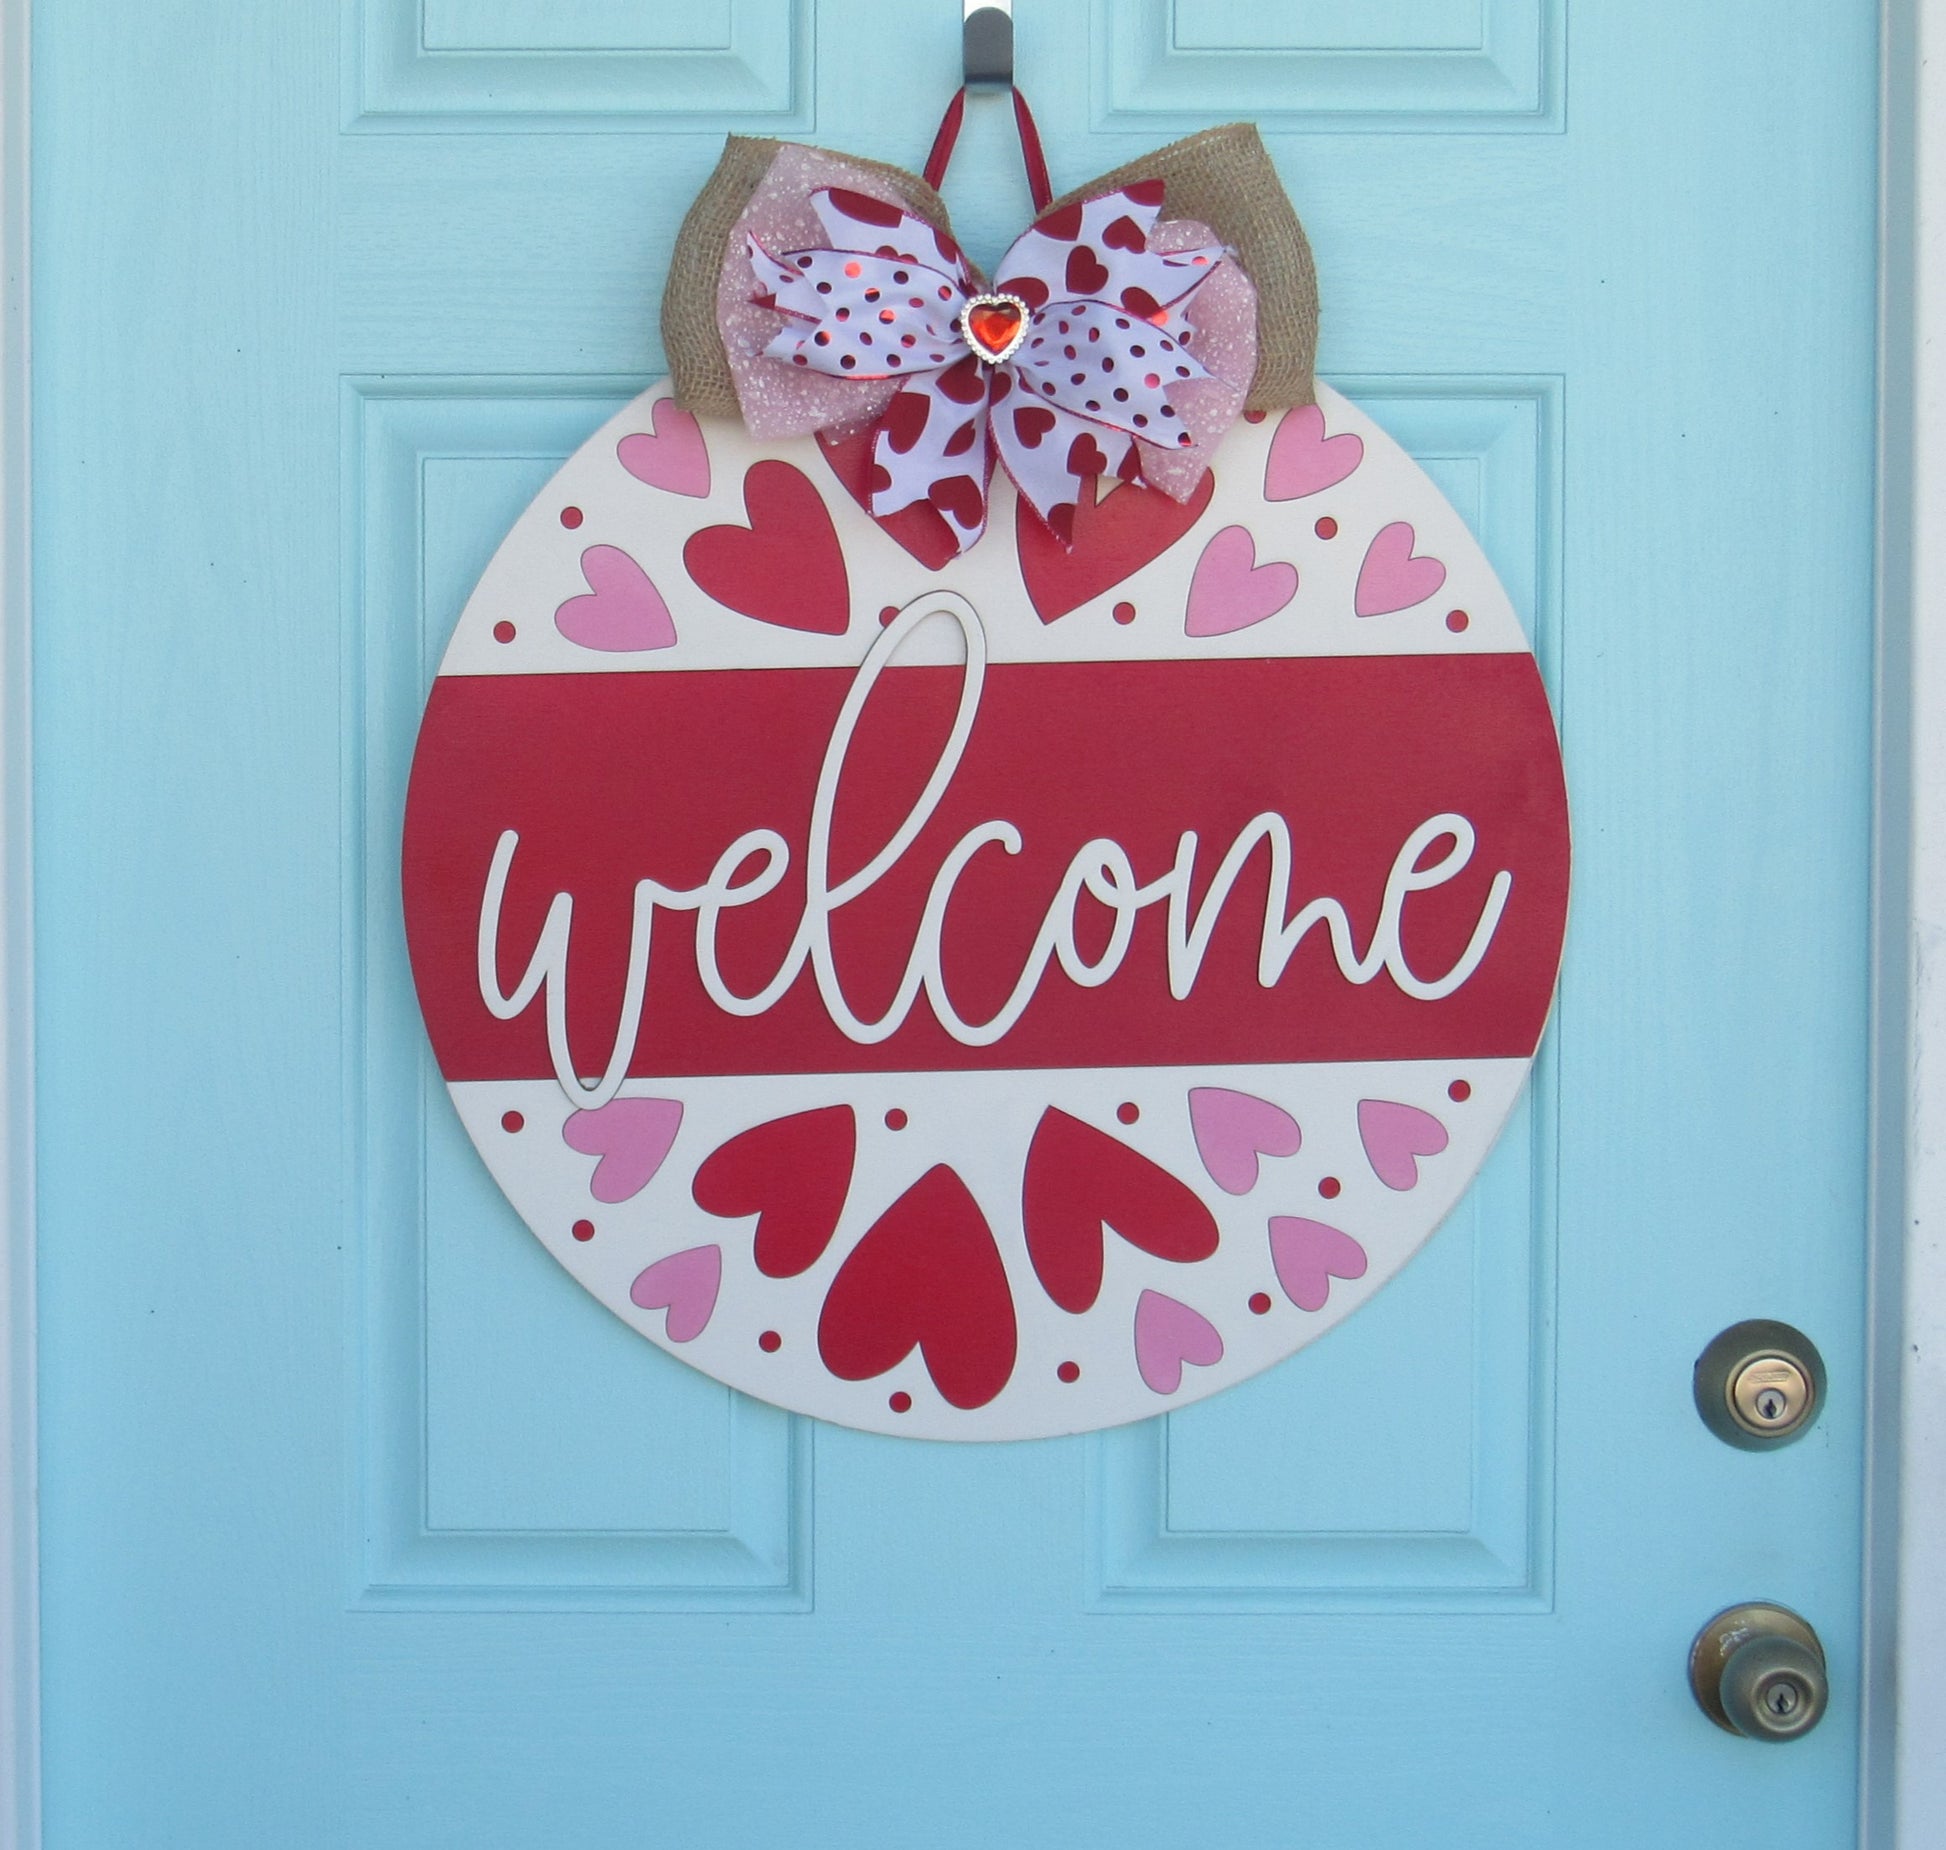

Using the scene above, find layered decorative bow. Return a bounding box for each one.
[718,162,1258,555]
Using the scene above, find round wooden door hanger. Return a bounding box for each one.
[403,382,1569,1439]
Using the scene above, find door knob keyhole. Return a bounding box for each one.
[1689,1604,1829,1742]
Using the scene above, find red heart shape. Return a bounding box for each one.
[1067,431,1110,478]
[1016,470,1217,624]
[1011,405,1057,450]
[1102,213,1146,253]
[1033,201,1085,240]
[817,425,962,571]
[930,471,985,529]
[692,1105,856,1278]
[964,297,1025,358]
[817,1166,1018,1410]
[934,354,989,406]
[1066,245,1111,296]
[882,390,933,455]
[1022,1108,1220,1314]
[683,460,849,634]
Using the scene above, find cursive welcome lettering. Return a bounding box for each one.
[476,595,1516,1107]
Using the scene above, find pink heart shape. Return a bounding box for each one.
[1184,525,1299,637]
[1188,1086,1302,1194]
[1264,403,1364,500]
[1354,521,1447,618]
[1268,1216,1369,1312]
[554,545,678,653]
[629,1244,721,1344]
[1356,1098,1450,1191]
[562,1096,683,1202]
[1134,1289,1225,1396]
[617,399,711,498]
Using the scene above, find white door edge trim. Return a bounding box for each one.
[0,0,35,1842]
[1878,2,1945,1845]
[0,6,1930,1846]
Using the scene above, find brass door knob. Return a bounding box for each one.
[1689,1604,1829,1742]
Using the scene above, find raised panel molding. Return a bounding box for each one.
[1170,0,1489,54]
[1329,377,1561,667]
[342,377,811,1609]
[1095,0,1564,131]
[347,0,811,131]
[1088,377,1563,1612]
[1088,1064,1556,1612]
[420,0,734,53]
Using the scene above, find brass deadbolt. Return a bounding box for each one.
[1693,1320,1825,1449]
[1689,1603,1829,1742]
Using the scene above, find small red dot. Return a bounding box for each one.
[492,620,516,644]
[758,1330,782,1353]
[889,1390,913,1413]
[1314,516,1338,540]
[571,1219,596,1242]
[1449,1079,1472,1103]
[559,506,583,529]
[1112,600,1137,625]
[1318,1176,1342,1200]
[879,604,899,626]
[1446,608,1470,633]
[500,1110,524,1133]
[1249,1291,1273,1315]
[1057,1360,1081,1383]
[1244,409,1267,424]
[1116,1101,1140,1125]
[884,1108,908,1131]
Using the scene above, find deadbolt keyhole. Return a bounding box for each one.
[1694,1320,1826,1448]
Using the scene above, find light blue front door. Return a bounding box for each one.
[31,2,1878,1843]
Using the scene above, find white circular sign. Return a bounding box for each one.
[403,382,1568,1439]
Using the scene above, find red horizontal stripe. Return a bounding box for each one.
[403,655,1568,1080]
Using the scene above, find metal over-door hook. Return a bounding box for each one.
[964,0,1014,86]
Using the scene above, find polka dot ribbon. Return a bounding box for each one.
[734,90,1243,553]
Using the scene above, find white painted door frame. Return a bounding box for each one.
[0,4,1936,1846]
[1875,3,1946,1845]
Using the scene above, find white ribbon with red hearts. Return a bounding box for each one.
[739,182,1240,552]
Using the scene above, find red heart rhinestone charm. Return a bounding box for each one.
[961,293,1030,364]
